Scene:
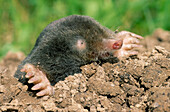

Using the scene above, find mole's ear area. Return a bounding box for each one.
[71,36,87,52]
[76,39,87,51]
[102,38,123,50]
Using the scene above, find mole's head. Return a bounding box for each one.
[35,15,123,63]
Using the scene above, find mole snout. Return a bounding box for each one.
[112,40,123,49]
[14,15,143,96]
[102,39,123,51]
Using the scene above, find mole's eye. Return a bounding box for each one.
[76,39,86,51]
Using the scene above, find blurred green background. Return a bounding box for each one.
[0,0,170,59]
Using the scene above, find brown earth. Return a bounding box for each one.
[0,28,169,112]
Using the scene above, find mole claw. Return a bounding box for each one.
[28,76,41,84]
[28,79,34,84]
[129,33,143,39]
[36,89,47,96]
[124,44,142,50]
[132,38,140,44]
[135,35,144,39]
[31,83,43,90]
[20,68,26,72]
[25,72,34,78]
[36,86,54,96]
[136,35,144,39]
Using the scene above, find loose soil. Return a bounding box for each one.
[0,29,169,112]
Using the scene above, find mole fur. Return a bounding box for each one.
[14,15,118,86]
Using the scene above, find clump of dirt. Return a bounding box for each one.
[0,29,169,112]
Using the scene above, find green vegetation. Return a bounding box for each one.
[0,0,170,59]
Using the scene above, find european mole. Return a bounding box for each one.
[14,15,143,96]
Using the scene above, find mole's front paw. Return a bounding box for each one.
[20,64,54,96]
[114,31,144,59]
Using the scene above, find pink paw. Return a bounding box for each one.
[21,64,54,96]
[114,31,144,58]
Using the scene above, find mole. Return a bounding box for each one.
[14,15,143,96]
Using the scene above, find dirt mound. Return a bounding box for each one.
[0,29,169,112]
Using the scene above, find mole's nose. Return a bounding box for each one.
[112,40,123,49]
[102,38,123,50]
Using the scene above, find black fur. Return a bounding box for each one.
[14,15,116,85]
